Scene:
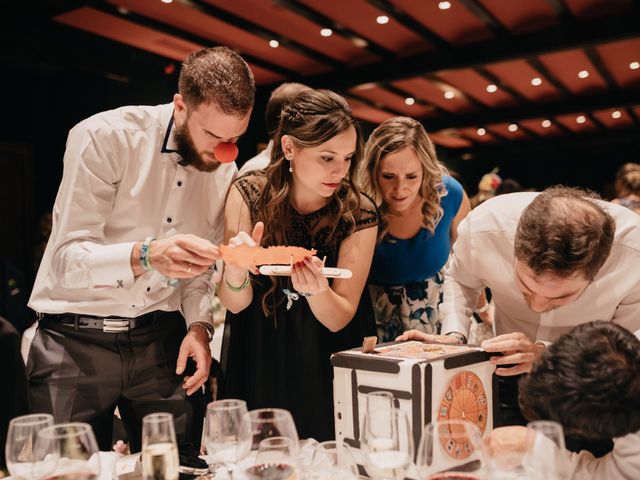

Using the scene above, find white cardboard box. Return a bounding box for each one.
[332,342,496,470]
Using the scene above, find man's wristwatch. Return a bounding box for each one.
[188,321,214,341]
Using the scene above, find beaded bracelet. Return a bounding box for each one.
[139,237,155,271]
[224,272,250,292]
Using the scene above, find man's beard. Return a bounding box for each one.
[174,123,220,172]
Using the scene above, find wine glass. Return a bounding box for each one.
[5,413,54,479]
[483,425,534,480]
[416,420,483,480]
[141,412,179,480]
[309,440,359,480]
[32,422,100,480]
[365,391,394,414]
[204,399,251,479]
[361,408,413,480]
[525,420,568,479]
[244,409,299,454]
[244,437,298,480]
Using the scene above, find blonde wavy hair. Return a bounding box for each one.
[359,117,447,242]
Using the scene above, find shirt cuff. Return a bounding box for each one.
[87,241,136,289]
[441,315,472,338]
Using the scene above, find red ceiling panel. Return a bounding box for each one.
[298,0,430,56]
[486,122,531,140]
[390,0,493,45]
[484,59,563,102]
[596,39,640,88]
[429,131,473,148]
[476,0,558,33]
[392,77,477,113]
[457,127,500,144]
[519,118,563,137]
[563,0,631,20]
[554,113,599,132]
[202,0,380,66]
[346,98,394,125]
[108,0,329,75]
[634,106,640,118]
[436,69,519,107]
[348,86,434,117]
[592,108,635,129]
[538,49,608,95]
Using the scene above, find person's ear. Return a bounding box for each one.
[281,135,296,160]
[173,94,187,126]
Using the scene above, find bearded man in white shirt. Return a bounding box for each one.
[27,46,254,452]
[399,186,640,431]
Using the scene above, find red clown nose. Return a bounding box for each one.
[214,142,239,164]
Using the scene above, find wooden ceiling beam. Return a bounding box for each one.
[420,89,640,130]
[297,11,640,89]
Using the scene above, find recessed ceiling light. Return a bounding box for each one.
[576,115,586,124]
[320,28,333,37]
[630,61,640,70]
[477,128,486,136]
[486,84,498,93]
[612,110,622,119]
[578,70,589,79]
[541,119,551,128]
[405,97,415,106]
[438,1,452,9]
[531,77,542,86]
[117,6,129,14]
[376,15,389,24]
[508,123,518,132]
[161,0,173,3]
[269,39,279,48]
[443,90,455,99]
[352,38,369,48]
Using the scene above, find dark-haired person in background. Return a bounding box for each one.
[238,82,311,176]
[399,187,640,432]
[488,321,640,478]
[27,46,254,452]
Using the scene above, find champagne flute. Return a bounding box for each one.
[245,437,298,480]
[361,408,413,480]
[416,420,483,480]
[525,420,568,479]
[141,412,179,480]
[309,440,359,480]
[204,399,251,479]
[32,422,100,480]
[5,413,54,479]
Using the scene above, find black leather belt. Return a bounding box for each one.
[42,312,159,333]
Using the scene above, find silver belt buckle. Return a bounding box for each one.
[103,319,130,333]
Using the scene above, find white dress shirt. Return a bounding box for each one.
[440,192,640,342]
[238,140,272,176]
[29,103,236,327]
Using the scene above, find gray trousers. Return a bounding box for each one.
[26,311,204,452]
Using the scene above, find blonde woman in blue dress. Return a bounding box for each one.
[359,117,472,342]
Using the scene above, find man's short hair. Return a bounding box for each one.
[178,47,255,116]
[519,321,640,440]
[265,83,311,139]
[514,186,615,280]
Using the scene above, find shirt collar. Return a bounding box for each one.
[161,112,179,154]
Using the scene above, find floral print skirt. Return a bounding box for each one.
[369,271,444,343]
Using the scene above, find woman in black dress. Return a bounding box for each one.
[218,90,378,441]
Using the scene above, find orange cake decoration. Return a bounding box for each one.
[219,244,317,269]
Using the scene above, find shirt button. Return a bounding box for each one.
[167,217,172,223]
[177,181,182,187]
[146,286,151,292]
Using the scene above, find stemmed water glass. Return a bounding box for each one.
[244,408,299,454]
[5,413,54,479]
[416,420,483,480]
[361,408,413,480]
[204,399,252,479]
[244,437,298,480]
[141,412,179,480]
[525,420,568,479]
[31,422,100,480]
[308,440,359,480]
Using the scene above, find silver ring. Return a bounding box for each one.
[187,263,192,273]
